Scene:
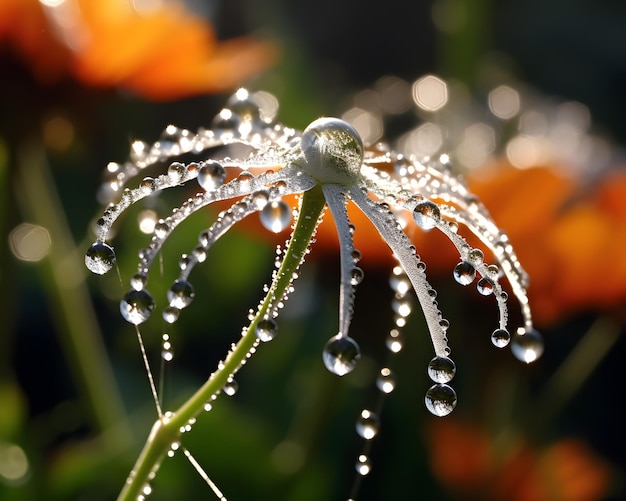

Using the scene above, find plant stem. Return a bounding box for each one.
[117,186,327,501]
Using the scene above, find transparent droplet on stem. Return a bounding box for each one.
[85,242,116,275]
[120,289,155,324]
[255,318,278,342]
[491,328,511,348]
[167,280,195,309]
[476,277,494,296]
[198,161,226,191]
[350,267,365,286]
[453,261,476,286]
[356,409,380,440]
[162,306,180,324]
[425,383,457,417]
[260,200,292,233]
[427,356,456,383]
[413,200,440,230]
[322,334,361,376]
[223,379,238,396]
[511,328,544,363]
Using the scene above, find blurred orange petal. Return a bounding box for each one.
[1,0,275,100]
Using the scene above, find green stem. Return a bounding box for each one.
[117,186,327,501]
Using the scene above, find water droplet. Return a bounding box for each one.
[260,200,291,233]
[198,161,226,191]
[252,190,269,210]
[130,273,147,291]
[350,267,364,286]
[351,249,362,263]
[168,280,195,309]
[467,248,484,265]
[386,329,404,353]
[120,289,155,324]
[413,200,440,230]
[255,318,278,342]
[85,242,116,275]
[355,454,372,476]
[376,367,396,393]
[168,162,186,182]
[427,356,456,383]
[425,384,457,417]
[140,177,156,193]
[300,118,364,184]
[476,278,494,296]
[511,328,544,363]
[491,328,511,348]
[356,409,380,440]
[322,334,361,376]
[154,221,169,239]
[392,298,412,318]
[223,378,238,396]
[163,306,180,324]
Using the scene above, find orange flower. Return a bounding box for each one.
[0,0,275,100]
[427,418,612,501]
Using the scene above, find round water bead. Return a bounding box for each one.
[260,200,291,233]
[167,280,195,309]
[350,267,365,286]
[376,367,396,393]
[223,378,238,396]
[356,409,380,440]
[355,454,372,476]
[163,306,180,324]
[427,356,456,383]
[255,318,278,342]
[120,289,155,325]
[299,117,364,184]
[491,328,511,348]
[413,200,440,230]
[322,334,361,376]
[85,242,116,275]
[424,384,457,417]
[511,328,544,363]
[476,277,494,296]
[198,161,226,191]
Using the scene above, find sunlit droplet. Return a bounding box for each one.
[260,200,291,233]
[376,367,396,393]
[413,200,440,230]
[427,356,456,383]
[453,261,476,286]
[85,242,116,275]
[491,328,511,348]
[198,161,226,191]
[120,289,155,324]
[511,328,544,363]
[255,318,278,342]
[356,409,380,440]
[322,334,361,376]
[425,384,457,417]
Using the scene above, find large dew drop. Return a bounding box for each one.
[85,242,116,275]
[260,200,292,233]
[167,280,195,309]
[120,289,155,325]
[413,200,440,230]
[453,261,476,286]
[511,328,544,363]
[198,161,226,191]
[427,356,456,383]
[299,117,364,185]
[322,334,361,376]
[425,383,457,417]
[491,328,511,348]
[255,318,278,342]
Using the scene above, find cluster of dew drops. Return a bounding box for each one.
[83,88,546,498]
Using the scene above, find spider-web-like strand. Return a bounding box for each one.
[134,166,316,279]
[348,187,450,358]
[322,184,360,337]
